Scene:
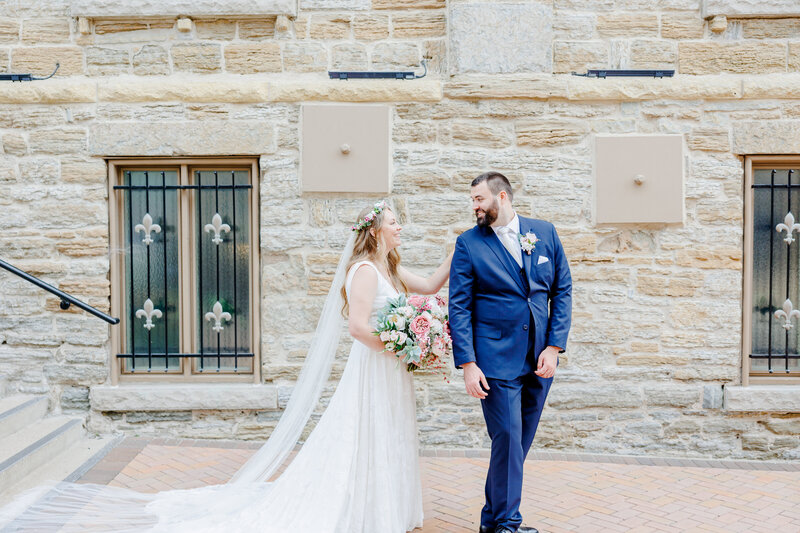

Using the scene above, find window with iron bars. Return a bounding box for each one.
[745,157,800,382]
[108,159,260,382]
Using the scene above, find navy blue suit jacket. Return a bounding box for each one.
[449,216,572,380]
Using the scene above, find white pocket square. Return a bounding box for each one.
[537,256,550,265]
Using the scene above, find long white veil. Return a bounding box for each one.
[0,234,357,532]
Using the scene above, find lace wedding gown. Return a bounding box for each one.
[0,260,423,533]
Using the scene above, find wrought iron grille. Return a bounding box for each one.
[115,169,253,373]
[750,168,800,374]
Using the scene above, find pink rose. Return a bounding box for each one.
[409,314,431,338]
[407,295,429,310]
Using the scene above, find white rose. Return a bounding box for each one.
[380,331,391,342]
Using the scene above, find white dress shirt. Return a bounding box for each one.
[492,212,522,267]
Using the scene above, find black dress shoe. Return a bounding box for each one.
[518,527,539,533]
[494,528,514,533]
[479,526,493,533]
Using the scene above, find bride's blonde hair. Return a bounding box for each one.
[340,205,407,317]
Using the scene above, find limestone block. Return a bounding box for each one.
[597,13,658,37]
[132,44,170,75]
[445,75,568,100]
[89,120,273,156]
[268,79,442,102]
[732,120,800,154]
[301,0,369,9]
[790,43,800,72]
[18,157,59,184]
[679,42,786,75]
[90,383,279,411]
[762,417,800,434]
[644,387,700,408]
[661,13,704,39]
[238,18,277,40]
[0,18,19,43]
[516,119,588,147]
[553,13,596,40]
[547,385,642,409]
[2,133,27,156]
[554,41,608,74]
[742,17,800,39]
[392,168,450,194]
[393,120,436,144]
[12,46,83,77]
[0,105,65,128]
[283,42,328,72]
[742,74,800,98]
[224,43,282,74]
[567,76,741,101]
[309,15,351,40]
[98,78,269,103]
[373,0,444,8]
[44,363,107,385]
[630,40,677,68]
[22,18,71,43]
[392,11,446,38]
[450,3,553,74]
[171,43,221,73]
[444,121,514,149]
[725,385,800,412]
[703,0,800,18]
[353,14,389,41]
[371,42,419,70]
[688,126,730,152]
[93,21,148,35]
[69,0,297,17]
[423,39,447,76]
[331,43,367,70]
[29,128,87,155]
[60,386,90,411]
[86,46,130,76]
[703,384,723,408]
[194,20,236,40]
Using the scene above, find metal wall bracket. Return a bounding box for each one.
[572,69,674,78]
[329,59,427,80]
[0,63,60,82]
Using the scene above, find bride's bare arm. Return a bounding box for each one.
[397,250,454,295]
[348,265,392,353]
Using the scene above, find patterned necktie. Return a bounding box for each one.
[498,226,522,268]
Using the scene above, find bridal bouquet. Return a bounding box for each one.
[374,294,452,377]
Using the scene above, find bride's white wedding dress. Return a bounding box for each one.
[0,259,423,532]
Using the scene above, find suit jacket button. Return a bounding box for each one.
[523,325,528,330]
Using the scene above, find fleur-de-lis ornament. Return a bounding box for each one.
[135,298,162,331]
[134,213,161,246]
[205,301,232,333]
[204,213,230,245]
[776,212,800,245]
[774,299,800,331]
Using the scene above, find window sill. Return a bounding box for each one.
[724,385,800,412]
[90,383,278,412]
[70,0,296,18]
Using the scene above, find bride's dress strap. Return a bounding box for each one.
[345,260,381,294]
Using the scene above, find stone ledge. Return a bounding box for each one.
[97,78,270,103]
[703,0,800,19]
[90,383,278,411]
[268,79,443,102]
[724,385,800,413]
[70,0,297,17]
[0,81,96,104]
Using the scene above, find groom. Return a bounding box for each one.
[449,172,572,533]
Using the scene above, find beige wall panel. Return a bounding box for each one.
[301,104,391,193]
[594,134,684,225]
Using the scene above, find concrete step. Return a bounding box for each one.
[0,416,84,496]
[0,376,6,398]
[0,433,121,506]
[0,396,48,440]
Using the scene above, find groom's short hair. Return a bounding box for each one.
[472,172,514,201]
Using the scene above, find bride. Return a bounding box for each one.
[0,200,453,533]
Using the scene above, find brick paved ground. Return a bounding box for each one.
[78,438,800,533]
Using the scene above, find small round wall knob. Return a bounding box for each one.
[340,144,351,155]
[634,174,645,186]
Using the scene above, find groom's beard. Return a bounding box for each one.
[475,199,499,228]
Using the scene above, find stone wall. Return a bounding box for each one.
[0,1,799,459]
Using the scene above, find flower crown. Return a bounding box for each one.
[351,200,388,233]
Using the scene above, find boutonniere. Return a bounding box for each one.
[518,232,538,255]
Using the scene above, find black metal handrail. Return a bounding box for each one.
[0,258,119,325]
